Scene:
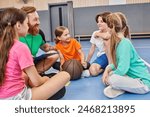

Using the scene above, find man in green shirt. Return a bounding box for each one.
[20,6,59,74]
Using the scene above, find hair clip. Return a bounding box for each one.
[8,22,11,26]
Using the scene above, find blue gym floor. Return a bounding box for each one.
[42,38,150,100]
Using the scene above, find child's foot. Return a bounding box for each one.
[104,86,125,98]
[81,70,90,78]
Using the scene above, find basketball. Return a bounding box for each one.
[62,59,83,80]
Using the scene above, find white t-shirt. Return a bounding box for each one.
[90,30,105,57]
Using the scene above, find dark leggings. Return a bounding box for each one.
[41,73,66,100]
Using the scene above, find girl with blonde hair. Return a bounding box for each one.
[102,13,150,98]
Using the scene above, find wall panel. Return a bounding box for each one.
[126,0,150,4]
[1,0,149,10]
[0,0,13,8]
[14,0,34,9]
[37,3,150,41]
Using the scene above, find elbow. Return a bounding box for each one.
[115,64,130,76]
[29,80,41,87]
[121,70,129,76]
[29,76,43,87]
[115,68,129,76]
[32,80,42,87]
[33,81,41,87]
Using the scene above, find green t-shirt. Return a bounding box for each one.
[19,34,45,57]
[109,38,150,87]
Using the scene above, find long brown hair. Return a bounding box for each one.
[54,26,67,44]
[115,12,131,38]
[0,8,27,85]
[106,13,122,67]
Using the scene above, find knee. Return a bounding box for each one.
[47,53,59,61]
[108,74,119,85]
[52,54,59,60]
[89,65,99,76]
[60,71,71,81]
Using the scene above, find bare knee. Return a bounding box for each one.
[31,71,70,100]
[45,54,59,66]
[47,53,59,60]
[57,71,71,81]
[89,64,100,76]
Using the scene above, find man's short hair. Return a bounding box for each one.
[21,6,36,14]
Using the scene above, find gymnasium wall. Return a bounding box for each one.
[73,3,150,35]
[0,1,150,41]
[0,0,150,10]
[37,3,150,41]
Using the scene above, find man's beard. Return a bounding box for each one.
[28,23,39,35]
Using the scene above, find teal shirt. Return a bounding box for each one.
[109,38,150,87]
[19,34,45,57]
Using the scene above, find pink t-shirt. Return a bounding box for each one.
[0,40,34,98]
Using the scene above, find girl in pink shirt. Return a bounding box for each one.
[0,8,70,100]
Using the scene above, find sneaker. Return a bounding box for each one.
[81,70,90,78]
[65,81,71,86]
[104,86,125,98]
[52,62,60,70]
[39,72,46,76]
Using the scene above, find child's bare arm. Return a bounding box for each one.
[94,31,111,40]
[86,44,96,62]
[78,49,87,68]
[57,50,65,70]
[24,66,49,87]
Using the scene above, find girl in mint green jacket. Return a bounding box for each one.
[102,13,150,98]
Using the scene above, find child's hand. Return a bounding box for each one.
[94,31,100,38]
[102,70,109,86]
[42,76,49,81]
[49,46,57,51]
[94,31,111,39]
[81,61,87,69]
[22,72,29,86]
[102,66,111,85]
[60,65,63,71]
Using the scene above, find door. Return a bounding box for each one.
[48,1,74,41]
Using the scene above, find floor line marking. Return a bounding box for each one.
[141,58,150,68]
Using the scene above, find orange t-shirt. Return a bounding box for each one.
[55,38,81,62]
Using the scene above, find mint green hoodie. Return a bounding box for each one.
[110,38,150,88]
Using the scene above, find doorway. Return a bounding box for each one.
[48,1,74,41]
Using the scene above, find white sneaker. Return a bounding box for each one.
[81,70,90,78]
[104,86,125,98]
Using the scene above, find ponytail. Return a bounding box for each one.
[124,25,131,39]
[110,27,121,68]
[0,23,15,85]
[0,8,27,85]
[54,38,60,44]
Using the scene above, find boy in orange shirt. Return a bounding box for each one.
[54,26,90,77]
